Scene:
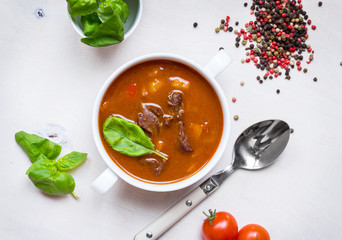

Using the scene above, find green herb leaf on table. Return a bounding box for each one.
[103,117,168,160]
[15,131,61,162]
[67,0,98,17]
[15,131,87,198]
[56,151,87,171]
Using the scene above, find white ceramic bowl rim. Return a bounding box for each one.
[92,53,230,192]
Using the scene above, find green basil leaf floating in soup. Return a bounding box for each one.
[56,151,88,171]
[26,157,75,195]
[15,131,62,163]
[67,0,98,17]
[103,117,168,160]
[81,12,102,36]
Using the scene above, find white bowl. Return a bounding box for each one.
[92,52,231,192]
[69,0,142,40]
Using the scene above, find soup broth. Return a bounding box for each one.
[99,60,223,183]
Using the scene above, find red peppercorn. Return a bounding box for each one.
[246,58,250,63]
[307,19,312,25]
[224,22,228,26]
[249,21,253,25]
[224,26,228,32]
[265,72,270,76]
[250,50,255,55]
[245,23,249,28]
[296,61,301,66]
[256,32,261,37]
[306,60,311,64]
[311,25,316,30]
[252,24,257,29]
[307,48,312,52]
[298,0,302,3]
[305,33,309,38]
[299,4,303,8]
[259,0,263,4]
[253,58,258,63]
[232,97,236,103]
[297,66,302,71]
[270,68,274,74]
[274,73,279,78]
[226,16,230,22]
[282,13,287,17]
[272,41,277,45]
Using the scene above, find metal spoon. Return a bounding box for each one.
[135,119,290,240]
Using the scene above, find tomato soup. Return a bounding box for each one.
[99,60,223,183]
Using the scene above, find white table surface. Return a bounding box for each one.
[1,0,342,239]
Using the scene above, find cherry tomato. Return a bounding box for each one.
[236,224,270,240]
[202,209,238,240]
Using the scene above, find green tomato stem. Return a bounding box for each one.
[153,151,168,160]
[71,191,79,200]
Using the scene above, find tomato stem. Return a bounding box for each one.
[203,209,216,225]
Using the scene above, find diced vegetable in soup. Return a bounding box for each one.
[99,60,223,183]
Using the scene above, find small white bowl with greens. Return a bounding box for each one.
[67,0,142,47]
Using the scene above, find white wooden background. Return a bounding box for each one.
[1,0,342,239]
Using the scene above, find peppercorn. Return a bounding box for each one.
[276,89,280,94]
[244,2,248,7]
[313,77,318,82]
[228,27,233,32]
[241,59,245,63]
[318,1,322,7]
[311,25,316,30]
[240,81,245,86]
[193,22,198,28]
[235,21,239,26]
[215,27,220,33]
[232,97,237,103]
[221,19,225,24]
[303,68,307,73]
[234,115,239,121]
[219,47,224,51]
[235,43,240,48]
[340,61,342,66]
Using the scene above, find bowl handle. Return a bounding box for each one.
[204,50,232,78]
[91,168,118,194]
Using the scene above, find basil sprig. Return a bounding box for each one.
[67,0,129,47]
[103,117,168,160]
[15,131,87,198]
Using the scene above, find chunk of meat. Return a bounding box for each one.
[137,107,161,135]
[167,91,183,109]
[139,158,167,175]
[178,121,193,152]
[163,114,173,127]
[144,104,163,117]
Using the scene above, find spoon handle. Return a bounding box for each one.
[134,187,207,240]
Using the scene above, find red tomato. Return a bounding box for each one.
[202,209,238,240]
[236,224,270,240]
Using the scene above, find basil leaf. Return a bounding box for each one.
[103,117,167,159]
[27,158,75,195]
[81,12,102,36]
[67,0,98,17]
[81,6,124,47]
[100,0,129,23]
[56,151,87,171]
[15,131,61,162]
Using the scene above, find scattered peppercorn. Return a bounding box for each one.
[303,68,308,73]
[340,61,342,66]
[193,22,198,28]
[259,80,263,84]
[318,1,323,7]
[228,26,233,32]
[219,47,224,51]
[241,59,245,63]
[240,81,245,86]
[244,2,248,7]
[313,77,318,82]
[221,0,315,81]
[215,27,220,33]
[276,89,280,94]
[234,115,239,121]
[232,97,237,103]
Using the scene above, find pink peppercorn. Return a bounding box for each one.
[311,25,316,30]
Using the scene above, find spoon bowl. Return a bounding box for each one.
[233,119,290,170]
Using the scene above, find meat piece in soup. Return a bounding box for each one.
[99,60,223,183]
